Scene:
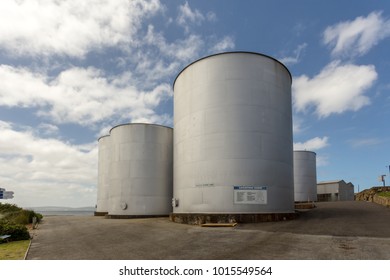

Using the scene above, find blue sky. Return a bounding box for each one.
[0,0,389,207]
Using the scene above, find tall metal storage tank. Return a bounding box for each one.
[107,123,173,217]
[172,52,294,222]
[293,151,317,202]
[95,135,110,216]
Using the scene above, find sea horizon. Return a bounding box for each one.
[26,206,96,216]
[37,210,95,216]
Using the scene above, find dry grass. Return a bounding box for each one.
[0,240,30,260]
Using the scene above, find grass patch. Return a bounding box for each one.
[0,240,30,260]
[378,191,390,198]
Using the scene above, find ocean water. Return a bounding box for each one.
[39,211,95,216]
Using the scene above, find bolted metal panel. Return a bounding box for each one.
[173,52,294,213]
[108,123,173,216]
[293,151,317,202]
[96,135,110,213]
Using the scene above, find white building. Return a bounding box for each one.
[317,180,355,202]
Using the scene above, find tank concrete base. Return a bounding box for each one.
[105,214,169,219]
[169,212,297,225]
[294,202,316,209]
[94,211,108,216]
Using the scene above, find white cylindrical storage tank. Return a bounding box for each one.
[293,151,317,202]
[172,52,294,221]
[95,135,110,215]
[107,123,173,217]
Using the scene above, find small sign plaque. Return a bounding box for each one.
[233,186,267,205]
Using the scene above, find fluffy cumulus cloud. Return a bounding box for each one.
[293,61,377,118]
[323,11,390,58]
[294,137,329,167]
[0,121,97,207]
[0,1,235,207]
[294,137,329,151]
[0,0,162,57]
[0,0,235,132]
[0,65,172,126]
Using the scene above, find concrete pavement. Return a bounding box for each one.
[26,201,390,260]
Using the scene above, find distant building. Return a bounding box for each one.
[317,180,355,202]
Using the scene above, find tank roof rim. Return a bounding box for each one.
[97,134,110,141]
[293,150,317,155]
[173,51,292,89]
[109,122,173,134]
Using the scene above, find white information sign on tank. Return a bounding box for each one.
[233,186,267,205]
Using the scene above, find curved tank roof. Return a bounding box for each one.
[97,134,110,142]
[173,51,292,89]
[109,122,173,134]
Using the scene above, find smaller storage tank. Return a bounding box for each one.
[107,123,173,218]
[95,135,110,216]
[293,151,317,202]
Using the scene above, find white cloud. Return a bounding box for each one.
[294,137,329,167]
[145,25,204,62]
[0,0,162,58]
[348,137,384,148]
[0,1,234,136]
[316,155,329,167]
[293,61,377,118]
[292,115,306,134]
[0,121,97,207]
[126,23,235,88]
[0,0,236,209]
[206,11,217,22]
[294,136,329,151]
[0,65,173,126]
[323,11,390,58]
[279,43,308,66]
[211,36,235,53]
[37,123,59,136]
[177,1,204,28]
[176,1,215,33]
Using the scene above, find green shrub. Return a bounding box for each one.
[0,203,21,213]
[12,210,35,225]
[13,209,42,225]
[0,203,43,244]
[0,220,30,243]
[0,203,42,225]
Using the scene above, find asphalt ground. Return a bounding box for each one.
[26,201,390,260]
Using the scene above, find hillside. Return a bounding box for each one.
[355,186,390,207]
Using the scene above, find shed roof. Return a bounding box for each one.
[317,180,345,185]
